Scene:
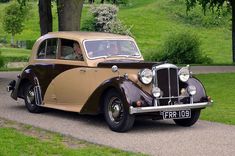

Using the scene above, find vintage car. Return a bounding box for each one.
[7,32,212,132]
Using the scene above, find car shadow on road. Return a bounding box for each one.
[11,104,193,132]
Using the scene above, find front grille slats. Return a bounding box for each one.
[154,66,179,106]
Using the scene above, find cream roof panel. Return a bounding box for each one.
[41,31,133,41]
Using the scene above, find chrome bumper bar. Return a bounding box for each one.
[129,102,212,114]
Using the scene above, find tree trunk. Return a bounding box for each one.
[38,0,52,36]
[57,0,84,31]
[231,0,235,63]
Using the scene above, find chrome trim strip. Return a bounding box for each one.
[152,63,178,70]
[168,68,171,98]
[155,96,188,100]
[129,102,212,114]
[177,68,180,102]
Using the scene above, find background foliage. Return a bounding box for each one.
[0,0,232,64]
[154,32,212,64]
[2,3,29,41]
[82,4,132,36]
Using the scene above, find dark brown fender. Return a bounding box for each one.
[80,77,154,115]
[187,77,208,103]
[11,68,38,100]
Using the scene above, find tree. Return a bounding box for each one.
[185,0,235,62]
[57,0,84,31]
[2,3,28,45]
[18,0,84,34]
[39,0,52,35]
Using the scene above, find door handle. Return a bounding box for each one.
[80,69,86,72]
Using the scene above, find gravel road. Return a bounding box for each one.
[1,70,235,156]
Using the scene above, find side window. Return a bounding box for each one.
[37,41,46,59]
[60,39,83,61]
[45,39,57,59]
[37,38,58,59]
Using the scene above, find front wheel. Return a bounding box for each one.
[104,90,135,132]
[174,109,201,127]
[24,83,43,113]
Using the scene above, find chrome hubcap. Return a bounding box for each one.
[108,97,123,123]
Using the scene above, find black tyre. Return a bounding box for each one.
[174,109,201,127]
[104,90,135,132]
[24,83,43,113]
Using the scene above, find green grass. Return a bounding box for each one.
[0,0,232,64]
[0,119,144,156]
[196,73,235,125]
[0,47,30,57]
[118,0,232,64]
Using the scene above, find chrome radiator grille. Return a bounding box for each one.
[153,65,179,106]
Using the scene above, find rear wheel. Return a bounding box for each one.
[104,90,135,132]
[24,83,43,113]
[174,109,201,127]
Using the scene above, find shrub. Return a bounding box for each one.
[25,40,36,49]
[3,56,29,63]
[0,0,10,3]
[81,15,95,31]
[82,4,132,36]
[157,32,212,64]
[106,0,129,5]
[0,51,4,68]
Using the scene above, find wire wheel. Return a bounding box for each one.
[108,97,124,124]
[24,83,43,113]
[104,89,135,132]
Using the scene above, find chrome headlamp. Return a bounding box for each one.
[178,66,190,82]
[138,68,153,85]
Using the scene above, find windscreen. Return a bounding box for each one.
[84,40,141,59]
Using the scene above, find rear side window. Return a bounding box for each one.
[45,39,57,59]
[37,38,58,59]
[37,41,46,59]
[60,39,76,60]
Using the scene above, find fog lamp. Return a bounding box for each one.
[187,85,196,96]
[152,87,161,98]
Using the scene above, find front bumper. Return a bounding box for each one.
[6,80,16,92]
[129,102,212,114]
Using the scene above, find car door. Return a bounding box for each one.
[50,38,93,112]
[34,38,58,105]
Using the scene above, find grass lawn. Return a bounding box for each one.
[0,47,30,58]
[0,118,144,156]
[196,73,235,125]
[0,0,232,64]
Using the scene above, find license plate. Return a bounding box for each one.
[162,110,191,119]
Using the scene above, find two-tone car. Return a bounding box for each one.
[7,32,212,132]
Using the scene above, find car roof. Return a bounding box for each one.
[43,31,133,41]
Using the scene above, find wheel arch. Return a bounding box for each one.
[11,68,37,100]
[80,77,153,115]
[187,76,208,103]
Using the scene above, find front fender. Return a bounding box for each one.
[80,77,153,114]
[11,68,37,100]
[186,77,208,103]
